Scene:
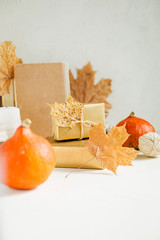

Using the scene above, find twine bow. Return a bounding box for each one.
[56,114,97,140]
[71,115,97,139]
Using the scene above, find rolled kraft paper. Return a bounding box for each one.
[0,107,21,139]
[1,79,15,107]
[47,137,103,169]
[52,103,106,141]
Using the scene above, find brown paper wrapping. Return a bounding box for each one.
[15,63,70,137]
[52,103,105,141]
[47,137,103,169]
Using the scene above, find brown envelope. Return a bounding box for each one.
[15,63,69,137]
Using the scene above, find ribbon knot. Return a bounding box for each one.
[71,115,97,139]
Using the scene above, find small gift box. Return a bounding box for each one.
[50,96,106,141]
[47,137,103,169]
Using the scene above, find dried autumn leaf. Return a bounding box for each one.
[85,124,138,174]
[50,95,84,128]
[70,62,112,112]
[0,41,22,96]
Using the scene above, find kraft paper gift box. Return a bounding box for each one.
[14,63,69,137]
[47,137,103,169]
[52,103,106,141]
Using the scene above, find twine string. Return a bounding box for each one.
[56,111,97,140]
[70,116,96,139]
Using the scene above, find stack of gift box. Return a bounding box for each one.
[2,62,107,169]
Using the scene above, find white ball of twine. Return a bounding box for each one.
[138,132,160,157]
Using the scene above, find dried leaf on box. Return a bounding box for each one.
[70,62,112,112]
[85,124,138,174]
[0,41,23,96]
[50,95,84,128]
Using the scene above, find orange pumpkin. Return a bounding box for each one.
[117,112,155,149]
[0,119,56,190]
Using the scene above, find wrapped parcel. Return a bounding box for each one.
[50,96,106,141]
[47,137,103,169]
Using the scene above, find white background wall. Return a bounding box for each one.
[0,0,160,130]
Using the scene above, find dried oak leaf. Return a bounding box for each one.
[0,41,22,96]
[85,124,138,174]
[50,95,84,128]
[70,62,112,112]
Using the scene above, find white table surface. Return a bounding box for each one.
[0,153,160,240]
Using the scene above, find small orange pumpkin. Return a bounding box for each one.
[116,112,155,149]
[0,119,56,190]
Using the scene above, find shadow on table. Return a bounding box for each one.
[55,167,113,176]
[134,154,153,161]
[0,183,34,198]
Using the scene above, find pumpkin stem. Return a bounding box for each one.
[22,119,32,128]
[129,112,135,117]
